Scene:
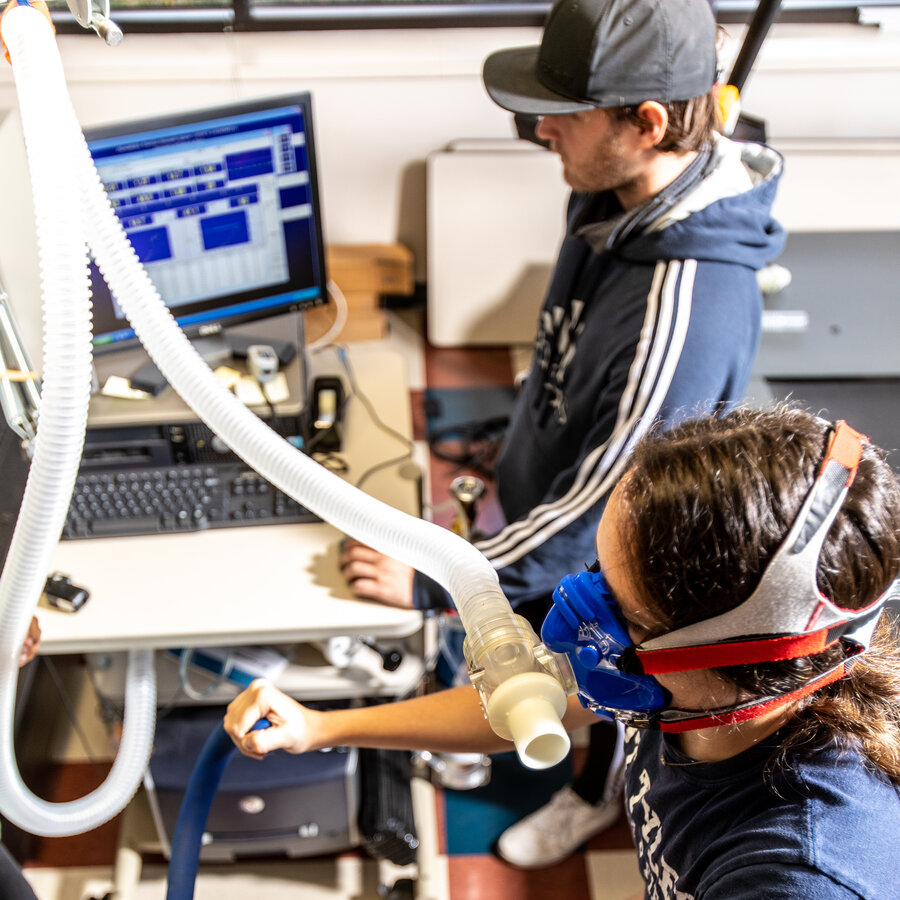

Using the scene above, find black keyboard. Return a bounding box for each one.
[63,463,318,539]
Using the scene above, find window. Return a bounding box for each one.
[46,0,900,32]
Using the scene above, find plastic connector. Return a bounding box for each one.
[463,612,577,769]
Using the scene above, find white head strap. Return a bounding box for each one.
[631,421,898,676]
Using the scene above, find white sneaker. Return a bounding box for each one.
[495,785,622,869]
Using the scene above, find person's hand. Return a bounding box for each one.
[224,679,324,760]
[19,616,41,667]
[338,539,415,609]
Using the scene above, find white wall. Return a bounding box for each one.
[0,19,897,358]
[738,21,900,139]
[733,21,900,234]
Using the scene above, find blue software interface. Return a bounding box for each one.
[87,95,326,348]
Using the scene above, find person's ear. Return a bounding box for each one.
[634,101,669,147]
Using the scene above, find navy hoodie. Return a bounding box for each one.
[415,135,785,613]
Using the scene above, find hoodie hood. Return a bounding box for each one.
[574,135,785,271]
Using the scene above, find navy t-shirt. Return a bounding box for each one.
[624,727,900,898]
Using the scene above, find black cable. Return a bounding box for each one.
[41,657,109,780]
[427,415,509,479]
[326,343,415,490]
[262,392,281,438]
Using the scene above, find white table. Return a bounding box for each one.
[39,342,425,656]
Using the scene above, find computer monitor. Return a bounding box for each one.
[84,92,328,354]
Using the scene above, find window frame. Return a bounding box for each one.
[47,0,899,34]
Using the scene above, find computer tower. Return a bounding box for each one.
[146,706,359,862]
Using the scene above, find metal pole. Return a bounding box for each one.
[727,0,784,91]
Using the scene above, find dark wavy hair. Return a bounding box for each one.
[613,91,719,153]
[617,405,900,781]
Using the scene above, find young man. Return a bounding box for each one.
[339,0,785,866]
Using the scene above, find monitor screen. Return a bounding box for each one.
[85,92,328,352]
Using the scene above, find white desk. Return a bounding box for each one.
[38,342,424,656]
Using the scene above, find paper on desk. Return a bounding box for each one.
[263,371,290,404]
[235,375,266,406]
[214,365,242,390]
[101,375,151,400]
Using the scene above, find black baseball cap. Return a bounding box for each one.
[483,0,718,116]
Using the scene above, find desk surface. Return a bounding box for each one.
[39,343,424,654]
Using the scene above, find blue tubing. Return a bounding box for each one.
[166,719,270,900]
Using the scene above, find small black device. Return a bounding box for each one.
[42,573,90,612]
[128,359,169,396]
[310,376,345,451]
[359,638,403,672]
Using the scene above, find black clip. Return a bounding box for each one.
[43,572,90,613]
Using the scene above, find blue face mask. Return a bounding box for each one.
[541,566,668,722]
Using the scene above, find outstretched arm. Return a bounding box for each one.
[224,679,596,760]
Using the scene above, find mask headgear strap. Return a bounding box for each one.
[645,659,851,732]
[624,421,895,678]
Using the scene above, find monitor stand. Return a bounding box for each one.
[88,311,310,432]
[125,326,298,397]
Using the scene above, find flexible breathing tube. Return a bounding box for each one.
[0,4,157,838]
[0,0,573,840]
[79,110,574,767]
[72,33,574,770]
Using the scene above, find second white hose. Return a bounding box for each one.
[0,5,157,838]
[73,57,567,751]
